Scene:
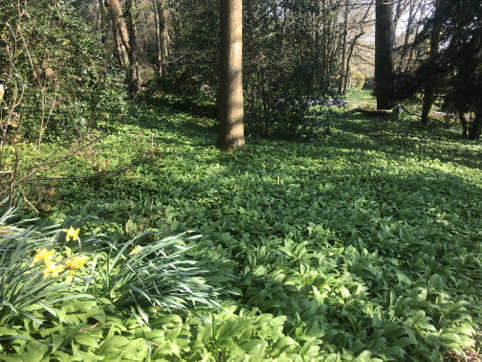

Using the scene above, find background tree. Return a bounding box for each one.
[374,0,395,110]
[395,0,482,139]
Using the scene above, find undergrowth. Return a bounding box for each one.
[1,100,482,361]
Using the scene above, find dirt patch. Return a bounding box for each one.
[445,332,482,362]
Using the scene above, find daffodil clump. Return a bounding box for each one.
[32,243,88,278]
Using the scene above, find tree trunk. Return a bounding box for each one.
[460,112,468,139]
[216,0,246,152]
[105,0,133,92]
[153,0,162,79]
[338,0,349,94]
[469,109,482,140]
[125,0,140,96]
[156,0,168,79]
[99,0,106,43]
[421,0,440,125]
[343,32,364,94]
[375,0,395,110]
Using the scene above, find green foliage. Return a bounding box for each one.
[0,0,128,141]
[2,101,478,360]
[350,72,366,90]
[343,89,375,104]
[156,0,342,139]
[0,207,219,361]
[394,0,482,139]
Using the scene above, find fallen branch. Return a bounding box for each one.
[344,105,404,117]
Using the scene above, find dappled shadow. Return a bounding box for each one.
[315,113,482,170]
[38,101,482,362]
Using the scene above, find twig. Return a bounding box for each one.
[23,157,151,182]
[19,186,38,214]
[77,323,99,333]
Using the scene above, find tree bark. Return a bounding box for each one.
[459,112,468,139]
[343,32,364,94]
[421,0,440,125]
[105,0,136,93]
[216,0,246,152]
[125,0,140,96]
[338,0,349,94]
[375,0,395,110]
[156,0,168,79]
[153,0,162,79]
[469,109,482,140]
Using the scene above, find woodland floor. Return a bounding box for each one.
[13,97,482,361]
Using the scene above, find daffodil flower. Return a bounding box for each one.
[33,249,55,263]
[66,226,80,241]
[43,261,64,278]
[129,245,144,255]
[65,256,88,275]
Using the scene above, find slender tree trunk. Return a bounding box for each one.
[421,0,440,125]
[460,112,468,139]
[156,0,168,79]
[99,0,106,43]
[105,0,133,90]
[125,0,140,96]
[375,0,395,110]
[338,0,349,94]
[153,0,162,79]
[343,33,363,94]
[216,0,246,152]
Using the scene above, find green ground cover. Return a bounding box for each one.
[1,101,482,361]
[341,90,376,104]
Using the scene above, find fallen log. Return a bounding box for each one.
[344,105,406,117]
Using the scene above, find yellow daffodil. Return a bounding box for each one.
[33,249,55,263]
[65,256,88,275]
[66,226,80,242]
[43,261,64,278]
[129,245,144,255]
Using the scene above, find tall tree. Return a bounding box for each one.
[125,0,140,96]
[156,0,168,79]
[216,0,246,152]
[420,0,440,125]
[395,0,482,139]
[374,0,395,110]
[105,0,139,97]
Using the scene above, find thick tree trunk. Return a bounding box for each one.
[421,0,440,125]
[469,109,482,140]
[375,0,395,110]
[216,0,246,152]
[156,0,168,79]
